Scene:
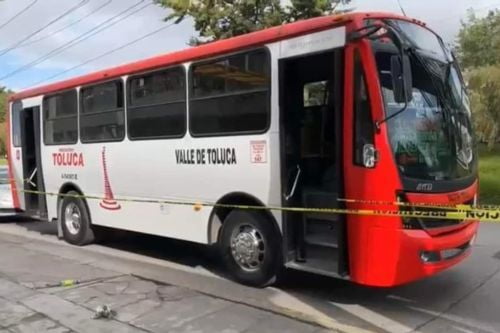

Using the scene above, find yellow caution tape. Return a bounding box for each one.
[4,173,497,210]
[9,177,499,211]
[17,189,500,223]
[339,197,499,211]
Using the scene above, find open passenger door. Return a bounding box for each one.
[279,49,348,277]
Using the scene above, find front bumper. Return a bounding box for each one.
[352,221,479,287]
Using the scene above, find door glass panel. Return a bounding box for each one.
[304,81,329,107]
[12,101,22,147]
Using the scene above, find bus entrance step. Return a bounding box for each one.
[305,233,338,248]
[287,245,339,277]
[304,219,338,248]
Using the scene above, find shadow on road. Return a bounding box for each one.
[0,214,36,224]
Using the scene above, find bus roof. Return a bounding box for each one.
[10,11,417,102]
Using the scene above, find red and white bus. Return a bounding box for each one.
[6,12,478,287]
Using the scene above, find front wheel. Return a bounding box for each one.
[219,210,282,287]
[60,191,95,246]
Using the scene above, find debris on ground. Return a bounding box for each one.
[92,305,117,320]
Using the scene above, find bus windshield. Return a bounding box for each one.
[373,20,476,182]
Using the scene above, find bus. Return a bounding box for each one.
[6,12,478,287]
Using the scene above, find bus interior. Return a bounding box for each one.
[280,49,348,277]
[18,104,47,218]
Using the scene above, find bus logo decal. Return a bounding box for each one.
[175,148,237,165]
[52,148,84,167]
[99,147,121,211]
[416,183,433,191]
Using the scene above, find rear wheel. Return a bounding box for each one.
[60,191,95,246]
[219,210,281,287]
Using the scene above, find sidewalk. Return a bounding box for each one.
[0,228,326,333]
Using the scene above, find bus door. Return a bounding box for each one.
[20,106,47,218]
[280,49,348,277]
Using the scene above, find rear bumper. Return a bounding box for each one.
[351,221,479,287]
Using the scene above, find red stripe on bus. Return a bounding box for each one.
[8,12,426,102]
[5,98,20,209]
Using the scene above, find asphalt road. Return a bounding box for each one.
[0,218,497,333]
[0,168,499,332]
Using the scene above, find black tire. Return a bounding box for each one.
[60,191,95,246]
[219,210,282,287]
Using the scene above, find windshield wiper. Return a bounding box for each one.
[383,20,449,108]
[407,48,463,155]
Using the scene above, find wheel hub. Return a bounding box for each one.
[230,225,265,271]
[64,203,81,235]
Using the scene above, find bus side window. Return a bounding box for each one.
[190,49,270,136]
[80,80,125,143]
[353,52,374,166]
[128,66,186,139]
[43,90,78,145]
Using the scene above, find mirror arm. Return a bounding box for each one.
[375,99,408,130]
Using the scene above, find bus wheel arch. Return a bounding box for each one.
[57,183,89,219]
[209,192,283,287]
[207,192,280,245]
[57,183,95,245]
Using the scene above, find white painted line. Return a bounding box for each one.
[267,291,375,333]
[332,302,417,333]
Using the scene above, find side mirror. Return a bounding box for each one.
[363,144,378,168]
[391,54,413,104]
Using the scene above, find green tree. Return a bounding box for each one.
[154,0,351,44]
[458,10,500,148]
[0,86,10,123]
[286,0,351,21]
[0,87,9,156]
[468,66,500,149]
[457,9,500,68]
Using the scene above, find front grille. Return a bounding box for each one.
[401,199,474,230]
[421,216,461,229]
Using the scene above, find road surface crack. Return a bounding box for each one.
[412,264,500,332]
[0,294,72,333]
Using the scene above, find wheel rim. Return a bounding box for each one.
[230,224,266,272]
[64,203,81,235]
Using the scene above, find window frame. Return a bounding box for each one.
[42,89,79,146]
[188,47,272,138]
[11,101,23,147]
[353,50,375,167]
[126,65,187,141]
[79,78,126,144]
